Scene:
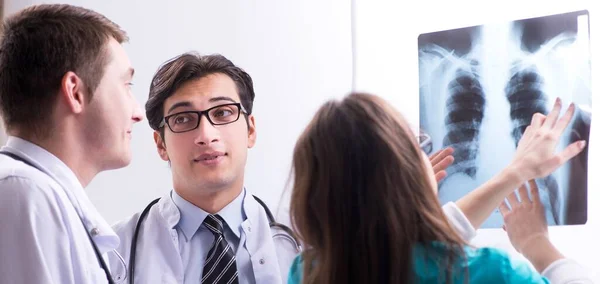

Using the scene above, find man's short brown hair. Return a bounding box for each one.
[0,4,128,137]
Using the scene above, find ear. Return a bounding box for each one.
[154,131,169,161]
[59,71,87,114]
[247,115,256,149]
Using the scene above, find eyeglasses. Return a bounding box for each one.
[418,130,433,155]
[159,103,248,133]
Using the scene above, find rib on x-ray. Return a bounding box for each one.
[443,64,485,179]
[418,10,591,228]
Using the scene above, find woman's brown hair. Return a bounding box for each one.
[290,93,468,283]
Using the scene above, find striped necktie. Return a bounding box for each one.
[201,214,239,284]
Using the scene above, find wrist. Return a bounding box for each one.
[497,165,525,193]
[520,236,565,272]
[517,233,548,254]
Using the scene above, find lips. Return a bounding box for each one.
[194,152,227,162]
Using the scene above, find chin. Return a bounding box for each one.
[105,152,132,170]
[198,174,236,191]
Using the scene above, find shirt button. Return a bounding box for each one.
[90,228,99,236]
[247,226,252,232]
[259,258,265,265]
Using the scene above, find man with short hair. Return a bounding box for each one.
[110,52,299,284]
[0,4,143,283]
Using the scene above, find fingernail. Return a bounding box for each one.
[579,140,587,148]
[556,97,562,105]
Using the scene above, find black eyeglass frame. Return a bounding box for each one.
[159,102,248,133]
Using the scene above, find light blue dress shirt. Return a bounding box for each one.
[171,188,256,284]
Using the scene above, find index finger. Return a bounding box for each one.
[430,147,454,165]
[552,103,576,136]
[530,113,546,129]
[542,97,562,129]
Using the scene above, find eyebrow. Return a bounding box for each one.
[209,96,236,104]
[167,101,193,114]
[166,96,239,115]
[123,67,135,79]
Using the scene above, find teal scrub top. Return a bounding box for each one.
[287,244,550,283]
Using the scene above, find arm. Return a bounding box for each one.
[430,147,480,240]
[500,180,594,283]
[0,176,74,284]
[456,99,586,229]
[454,166,522,230]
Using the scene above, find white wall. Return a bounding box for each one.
[354,0,599,279]
[5,0,353,223]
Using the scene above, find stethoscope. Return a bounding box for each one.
[127,194,302,284]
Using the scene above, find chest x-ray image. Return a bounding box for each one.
[418,10,591,228]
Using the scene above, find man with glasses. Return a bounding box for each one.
[108,53,300,284]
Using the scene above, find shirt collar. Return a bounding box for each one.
[1,136,120,251]
[172,187,247,242]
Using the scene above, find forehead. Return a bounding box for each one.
[164,73,240,109]
[103,38,132,74]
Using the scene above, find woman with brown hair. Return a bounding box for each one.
[287,93,591,283]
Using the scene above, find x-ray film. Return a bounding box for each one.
[418,10,591,228]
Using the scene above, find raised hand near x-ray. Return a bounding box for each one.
[454,98,587,230]
[509,97,586,182]
[500,180,564,273]
[500,180,548,253]
[429,147,454,183]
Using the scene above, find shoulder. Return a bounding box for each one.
[464,247,549,283]
[0,171,69,236]
[0,155,63,199]
[112,197,168,242]
[0,169,62,213]
[0,155,51,182]
[112,211,142,239]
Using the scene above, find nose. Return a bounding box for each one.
[194,114,219,145]
[132,99,144,123]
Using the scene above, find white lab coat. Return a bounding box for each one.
[109,190,299,284]
[0,137,119,284]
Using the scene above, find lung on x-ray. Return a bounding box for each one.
[418,10,591,228]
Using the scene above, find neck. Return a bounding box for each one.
[12,130,98,188]
[175,180,244,214]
